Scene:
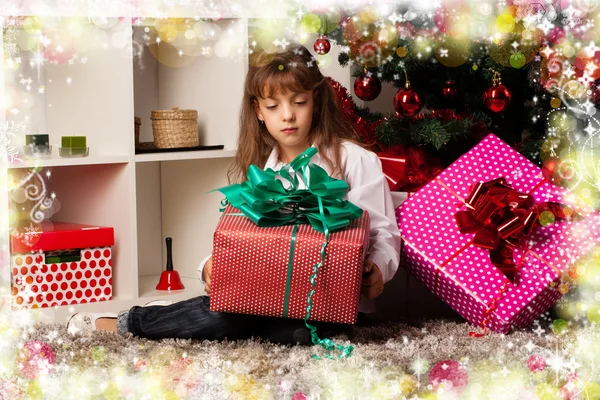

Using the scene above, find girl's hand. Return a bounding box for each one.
[361,260,383,299]
[203,256,213,296]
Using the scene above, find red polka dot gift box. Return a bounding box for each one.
[10,222,114,310]
[397,134,600,335]
[210,205,370,324]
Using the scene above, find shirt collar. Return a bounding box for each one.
[264,144,321,171]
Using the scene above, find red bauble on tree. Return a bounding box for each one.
[527,354,547,372]
[313,35,331,55]
[483,84,512,112]
[394,87,422,116]
[394,73,422,117]
[542,158,561,184]
[354,73,382,102]
[483,69,511,113]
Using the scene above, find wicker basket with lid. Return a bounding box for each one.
[151,106,199,148]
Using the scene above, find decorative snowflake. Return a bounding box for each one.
[512,167,523,180]
[24,223,41,240]
[273,38,290,50]
[1,121,23,164]
[537,18,555,34]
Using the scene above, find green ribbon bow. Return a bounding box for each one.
[218,147,362,232]
[217,147,362,359]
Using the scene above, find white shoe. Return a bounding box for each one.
[66,312,117,334]
[143,300,174,307]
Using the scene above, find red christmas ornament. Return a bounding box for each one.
[483,70,511,113]
[354,73,382,102]
[483,84,512,113]
[313,35,331,55]
[429,360,468,392]
[442,80,458,99]
[18,340,56,379]
[394,77,422,117]
[547,26,566,44]
[527,354,547,372]
[542,158,560,184]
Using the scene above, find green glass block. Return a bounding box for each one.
[45,254,81,264]
[61,136,87,148]
[26,134,49,147]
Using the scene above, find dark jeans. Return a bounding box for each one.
[123,295,351,345]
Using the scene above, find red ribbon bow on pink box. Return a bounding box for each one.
[454,177,580,283]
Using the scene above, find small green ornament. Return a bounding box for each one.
[165,391,180,400]
[539,210,556,227]
[92,346,108,363]
[301,14,322,34]
[472,64,478,71]
[586,304,600,324]
[28,164,43,174]
[535,382,562,400]
[582,381,600,400]
[102,381,121,400]
[26,381,43,400]
[510,52,526,68]
[552,319,569,335]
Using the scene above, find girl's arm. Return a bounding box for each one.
[197,254,212,295]
[197,254,212,281]
[344,148,401,284]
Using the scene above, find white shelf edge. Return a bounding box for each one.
[135,149,236,163]
[139,274,205,299]
[9,155,131,169]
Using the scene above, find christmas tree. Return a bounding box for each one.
[301,0,600,184]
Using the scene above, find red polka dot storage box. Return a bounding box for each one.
[397,134,600,334]
[210,205,369,324]
[10,222,114,310]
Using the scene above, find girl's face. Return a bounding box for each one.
[255,89,314,161]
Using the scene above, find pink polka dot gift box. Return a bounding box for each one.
[397,134,600,335]
[10,222,114,310]
[210,205,369,324]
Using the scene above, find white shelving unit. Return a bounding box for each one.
[14,156,131,169]
[6,15,356,322]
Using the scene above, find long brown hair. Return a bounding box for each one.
[228,44,361,183]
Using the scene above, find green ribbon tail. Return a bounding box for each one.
[282,224,299,318]
[304,196,354,360]
[303,237,354,360]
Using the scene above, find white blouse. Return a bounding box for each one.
[197,141,401,313]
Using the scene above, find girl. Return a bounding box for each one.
[68,45,401,345]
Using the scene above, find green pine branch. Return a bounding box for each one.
[375,115,477,150]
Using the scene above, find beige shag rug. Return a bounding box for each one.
[4,317,599,399]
